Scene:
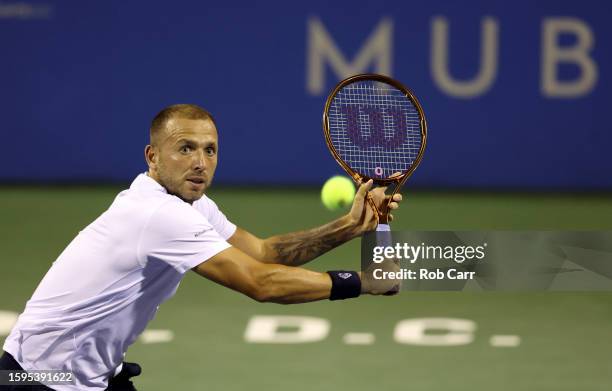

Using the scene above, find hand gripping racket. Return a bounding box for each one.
[322,74,428,291]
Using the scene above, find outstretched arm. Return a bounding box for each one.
[192,246,395,304]
[228,180,402,266]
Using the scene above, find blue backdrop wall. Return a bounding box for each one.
[1,0,610,188]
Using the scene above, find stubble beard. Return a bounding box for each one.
[157,169,206,204]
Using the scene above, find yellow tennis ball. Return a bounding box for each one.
[321,176,356,211]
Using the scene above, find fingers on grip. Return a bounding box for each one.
[357,179,373,196]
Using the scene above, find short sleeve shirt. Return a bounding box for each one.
[3,173,236,390]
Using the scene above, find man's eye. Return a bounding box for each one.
[180,146,192,153]
[206,147,216,156]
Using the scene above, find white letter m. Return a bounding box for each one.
[307,16,393,95]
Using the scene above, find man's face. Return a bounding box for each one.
[147,117,218,203]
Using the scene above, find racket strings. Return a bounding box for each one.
[327,80,423,179]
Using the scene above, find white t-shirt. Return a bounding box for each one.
[3,173,236,390]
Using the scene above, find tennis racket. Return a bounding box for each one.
[322,74,427,292]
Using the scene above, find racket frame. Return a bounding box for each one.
[322,73,428,223]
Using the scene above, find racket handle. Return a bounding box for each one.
[375,223,401,294]
[375,223,392,246]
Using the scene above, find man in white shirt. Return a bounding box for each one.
[1,104,402,390]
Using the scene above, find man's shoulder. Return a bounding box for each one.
[192,194,222,214]
[192,194,212,207]
[110,175,214,230]
[104,186,192,227]
[155,197,203,220]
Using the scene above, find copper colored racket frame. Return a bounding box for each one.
[322,73,428,224]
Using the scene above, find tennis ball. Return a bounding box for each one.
[321,176,356,211]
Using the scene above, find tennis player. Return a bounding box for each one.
[0,104,402,390]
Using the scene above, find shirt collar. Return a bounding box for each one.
[130,172,168,194]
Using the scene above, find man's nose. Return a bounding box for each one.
[193,149,206,170]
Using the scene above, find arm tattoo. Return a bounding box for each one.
[268,217,358,266]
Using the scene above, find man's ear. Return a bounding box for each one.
[144,144,157,169]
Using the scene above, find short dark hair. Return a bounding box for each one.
[150,104,216,145]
